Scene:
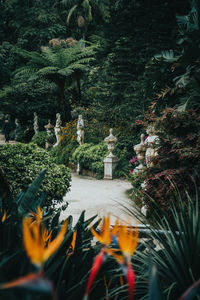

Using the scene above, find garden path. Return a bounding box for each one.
[60,173,138,225]
[0,133,16,146]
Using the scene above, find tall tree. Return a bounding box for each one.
[14,41,95,121]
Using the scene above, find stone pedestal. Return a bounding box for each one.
[104,155,118,180]
[77,162,81,175]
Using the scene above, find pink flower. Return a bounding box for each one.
[129,157,137,165]
[129,170,135,174]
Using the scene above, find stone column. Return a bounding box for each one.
[104,129,118,180]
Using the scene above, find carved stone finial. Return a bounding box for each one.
[104,128,117,157]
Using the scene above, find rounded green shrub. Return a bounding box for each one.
[71,142,108,177]
[31,131,47,148]
[0,143,71,207]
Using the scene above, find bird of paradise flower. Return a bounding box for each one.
[83,215,138,300]
[0,206,68,300]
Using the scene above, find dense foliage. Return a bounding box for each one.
[142,108,200,211]
[31,131,47,148]
[0,143,71,206]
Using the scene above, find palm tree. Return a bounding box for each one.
[15,41,95,121]
[62,0,110,43]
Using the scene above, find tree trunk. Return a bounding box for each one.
[58,81,71,122]
[76,72,81,105]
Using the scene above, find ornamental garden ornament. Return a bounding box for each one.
[104,128,117,157]
[104,129,118,179]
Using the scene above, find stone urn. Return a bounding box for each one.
[104,129,118,179]
[104,128,117,157]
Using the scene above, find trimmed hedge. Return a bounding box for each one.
[31,131,47,148]
[71,142,108,177]
[0,143,71,207]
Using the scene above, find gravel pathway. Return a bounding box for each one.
[60,173,138,225]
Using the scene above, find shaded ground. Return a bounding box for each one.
[0,133,16,146]
[60,173,138,225]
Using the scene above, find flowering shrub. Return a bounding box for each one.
[51,120,78,165]
[140,108,200,211]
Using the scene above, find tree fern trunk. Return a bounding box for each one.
[59,81,67,121]
[76,72,81,105]
[58,81,71,122]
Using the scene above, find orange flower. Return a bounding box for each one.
[1,211,6,223]
[29,206,42,225]
[23,217,67,267]
[84,216,118,299]
[116,226,138,300]
[90,216,118,246]
[67,231,77,258]
[118,226,138,261]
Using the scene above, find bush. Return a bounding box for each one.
[31,131,47,148]
[131,108,200,213]
[71,142,108,177]
[52,120,78,165]
[0,143,71,207]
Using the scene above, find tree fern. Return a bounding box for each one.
[15,43,95,120]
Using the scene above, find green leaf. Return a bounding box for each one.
[148,265,163,300]
[18,169,47,217]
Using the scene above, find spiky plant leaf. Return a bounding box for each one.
[18,169,47,217]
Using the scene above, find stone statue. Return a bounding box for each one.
[77,115,84,145]
[54,113,62,146]
[44,120,54,150]
[133,134,146,172]
[14,118,21,140]
[33,112,39,135]
[144,125,159,167]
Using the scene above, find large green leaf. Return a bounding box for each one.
[18,169,47,217]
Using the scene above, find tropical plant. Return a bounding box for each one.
[0,171,140,300]
[149,0,200,112]
[14,42,95,120]
[131,191,200,300]
[62,0,110,43]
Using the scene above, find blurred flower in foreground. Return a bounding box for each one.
[1,210,6,223]
[113,225,139,300]
[84,215,138,300]
[23,215,67,267]
[0,206,67,300]
[83,215,118,300]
